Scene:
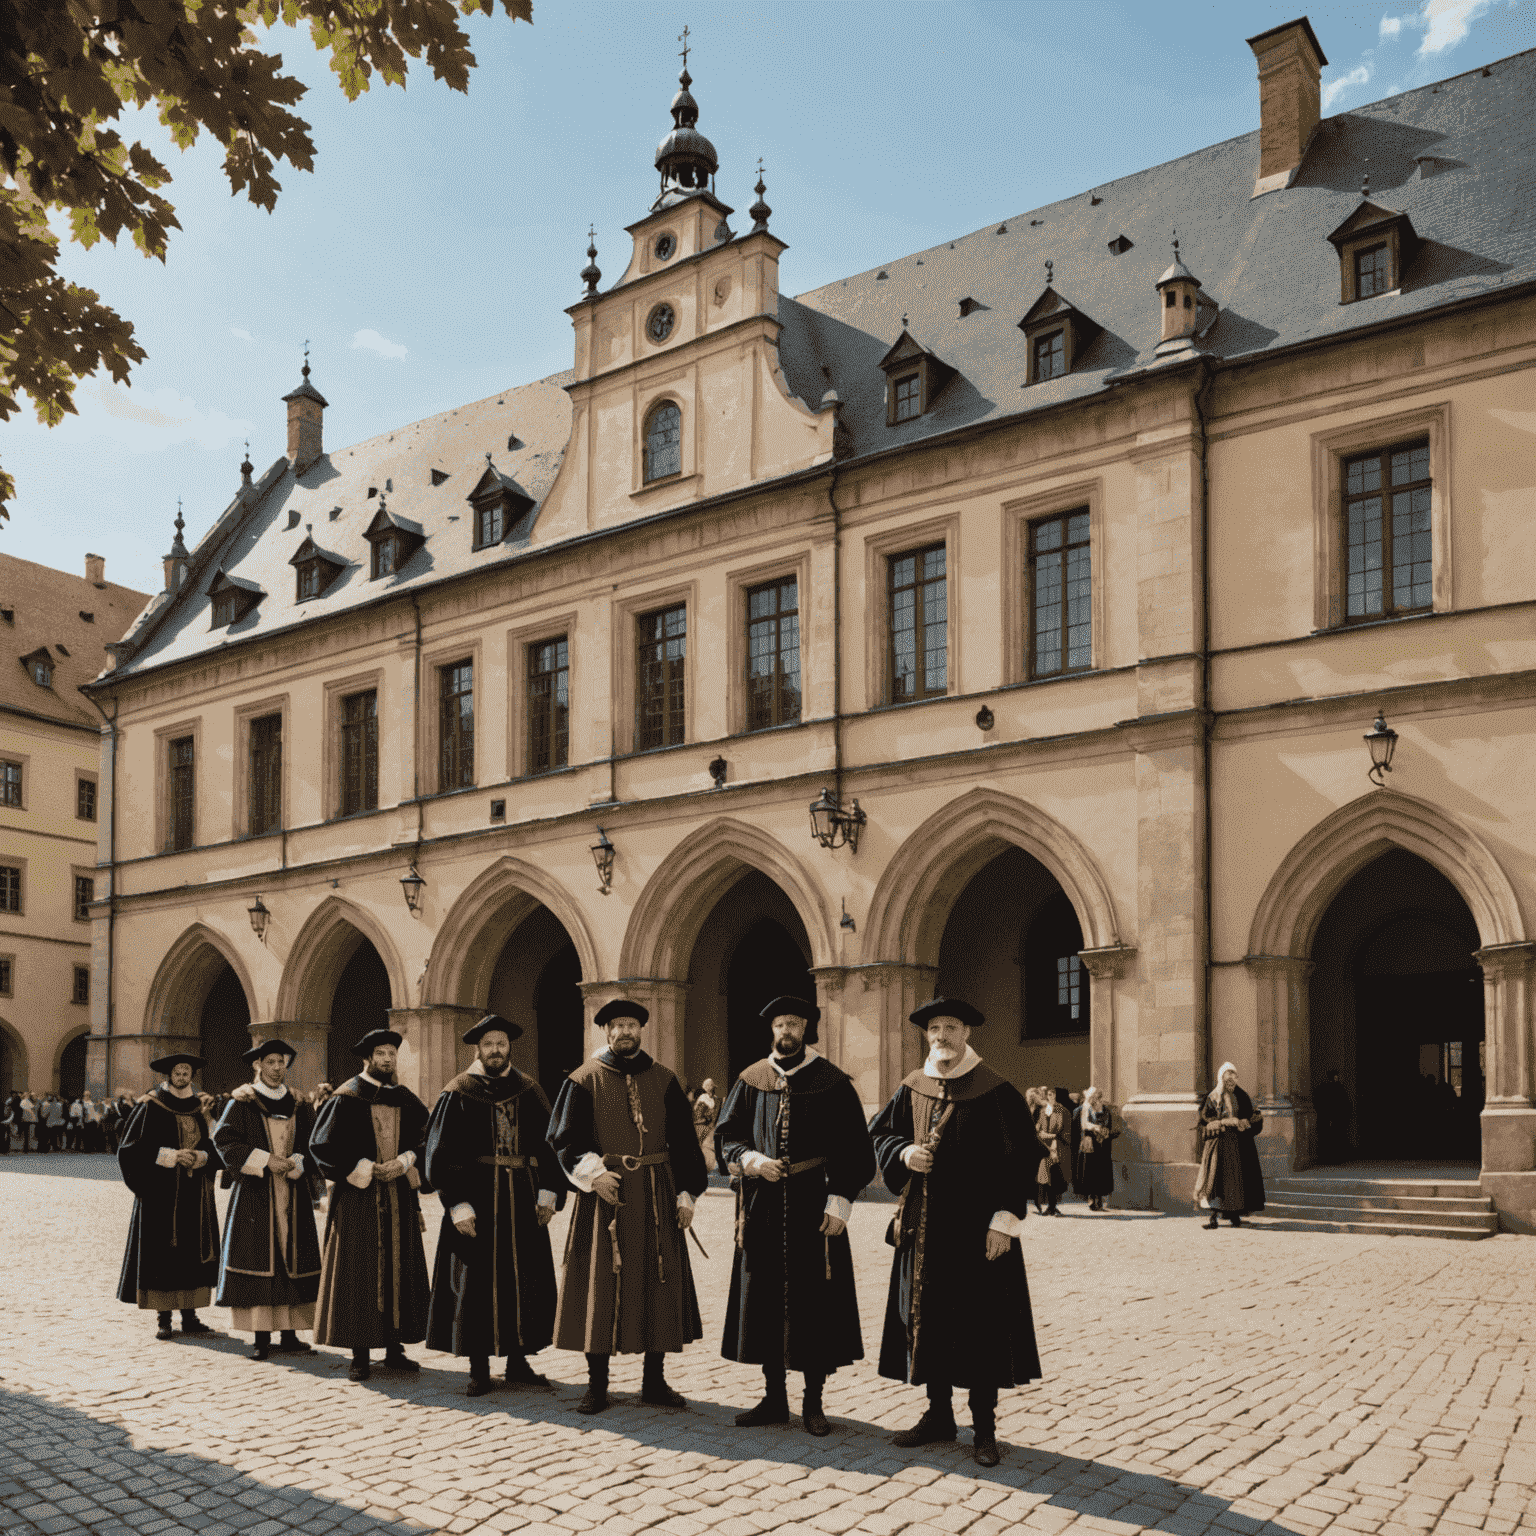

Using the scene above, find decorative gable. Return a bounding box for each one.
[363,503,425,581]
[1327,199,1420,304]
[289,535,347,602]
[877,328,957,425]
[207,570,265,630]
[1018,285,1102,384]
[466,460,536,550]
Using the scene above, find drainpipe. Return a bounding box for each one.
[82,687,119,1093]
[1192,363,1216,1099]
[828,464,844,806]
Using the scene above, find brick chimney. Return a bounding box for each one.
[281,360,328,474]
[84,553,105,587]
[1247,17,1328,197]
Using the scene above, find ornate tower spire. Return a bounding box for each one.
[168,499,188,560]
[749,158,771,234]
[580,225,601,299]
[653,28,719,210]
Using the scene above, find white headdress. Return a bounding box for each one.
[1209,1062,1239,1104]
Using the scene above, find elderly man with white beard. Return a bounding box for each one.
[868,999,1043,1468]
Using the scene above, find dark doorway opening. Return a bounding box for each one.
[328,939,392,1087]
[58,1034,88,1101]
[534,942,583,1104]
[199,963,252,1094]
[0,1023,16,1097]
[725,918,815,1083]
[486,905,585,1097]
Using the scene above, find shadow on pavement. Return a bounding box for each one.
[0,1383,431,1535]
[0,1153,126,1182]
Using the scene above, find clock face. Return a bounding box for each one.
[647,303,676,343]
[654,233,676,261]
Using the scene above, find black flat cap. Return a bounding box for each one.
[908,998,985,1031]
[242,1038,297,1065]
[594,999,649,1028]
[149,1052,204,1074]
[352,1028,403,1057]
[759,994,821,1043]
[463,1013,523,1045]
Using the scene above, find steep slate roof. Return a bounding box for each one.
[103,47,1534,685]
[0,554,149,728]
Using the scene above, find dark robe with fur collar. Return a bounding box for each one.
[715,1052,876,1374]
[869,1061,1043,1390]
[1195,1085,1266,1214]
[423,1066,567,1358]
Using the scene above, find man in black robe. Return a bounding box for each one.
[213,1039,322,1360]
[869,999,1043,1467]
[717,995,875,1436]
[424,1014,566,1396]
[116,1052,221,1340]
[309,1029,431,1381]
[548,999,707,1415]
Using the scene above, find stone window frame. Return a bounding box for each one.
[321,668,385,822]
[71,867,95,923]
[863,513,960,709]
[1001,478,1106,687]
[419,636,484,797]
[0,858,25,916]
[75,773,98,823]
[72,965,90,1005]
[153,718,201,855]
[0,952,13,996]
[505,611,579,780]
[232,695,290,842]
[612,580,697,757]
[0,752,27,810]
[726,549,812,737]
[1310,403,1452,632]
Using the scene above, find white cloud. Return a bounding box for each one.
[1322,63,1375,109]
[231,326,255,343]
[352,328,408,361]
[1379,13,1407,37]
[69,378,252,454]
[1417,0,1495,53]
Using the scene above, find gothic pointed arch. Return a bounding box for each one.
[619,817,835,979]
[1248,789,1527,959]
[422,856,599,1008]
[0,1014,30,1092]
[275,895,409,1023]
[143,922,260,1040]
[864,787,1122,967]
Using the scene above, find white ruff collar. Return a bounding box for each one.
[923,1044,982,1081]
[251,1078,288,1101]
[770,1046,820,1079]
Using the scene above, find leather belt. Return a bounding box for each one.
[477,1155,537,1168]
[602,1150,669,1171]
[786,1156,827,1176]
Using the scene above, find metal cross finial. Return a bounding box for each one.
[1045,259,1054,285]
[302,338,311,379]
[485,451,493,465]
[678,25,690,67]
[1172,230,1180,258]
[174,498,184,537]
[1362,157,1371,196]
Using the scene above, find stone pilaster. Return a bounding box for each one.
[1476,941,1536,1232]
[842,962,937,1114]
[105,1032,201,1093]
[1245,954,1316,1174]
[1079,944,1136,1107]
[389,1004,481,1106]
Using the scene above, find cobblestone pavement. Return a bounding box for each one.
[3,1155,1536,1536]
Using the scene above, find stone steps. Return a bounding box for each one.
[1259,1175,1497,1239]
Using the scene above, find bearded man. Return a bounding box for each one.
[547,999,707,1415]
[424,1014,566,1396]
[309,1029,431,1381]
[116,1052,221,1340]
[716,995,875,1436]
[212,1039,322,1361]
[869,999,1042,1468]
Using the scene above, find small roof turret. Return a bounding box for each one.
[653,29,718,210]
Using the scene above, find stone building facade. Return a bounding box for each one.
[85,20,1536,1224]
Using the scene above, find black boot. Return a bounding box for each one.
[505,1352,547,1387]
[735,1366,790,1427]
[1227,1214,1243,1227]
[250,1330,272,1362]
[382,1340,418,1372]
[277,1330,315,1355]
[969,1386,1000,1467]
[577,1353,609,1415]
[801,1371,830,1437]
[466,1356,493,1397]
[893,1383,957,1447]
[1203,1212,1220,1230]
[155,1311,174,1342]
[641,1350,687,1408]
[180,1310,213,1335]
[349,1348,371,1383]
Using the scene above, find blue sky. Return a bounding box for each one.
[3,0,1529,597]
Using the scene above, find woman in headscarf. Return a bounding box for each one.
[1193,1063,1265,1228]
[1073,1087,1116,1212]
[1032,1086,1067,1216]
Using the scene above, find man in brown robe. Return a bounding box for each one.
[308,1029,432,1381]
[548,999,708,1414]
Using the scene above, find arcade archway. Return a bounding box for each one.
[0,1017,25,1096]
[484,904,585,1104]
[58,1029,90,1101]
[143,924,259,1095]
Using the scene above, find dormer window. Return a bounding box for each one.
[371,537,398,580]
[208,571,264,629]
[24,651,53,688]
[364,504,425,581]
[1328,199,1419,304]
[1032,330,1066,382]
[878,329,956,426]
[1019,284,1100,386]
[467,459,536,545]
[893,374,921,423]
[290,536,344,602]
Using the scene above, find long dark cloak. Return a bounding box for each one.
[715,1054,875,1373]
[212,1090,321,1311]
[423,1067,568,1357]
[869,1064,1043,1390]
[116,1088,221,1306]
[308,1075,432,1347]
[1195,1085,1266,1214]
[1072,1103,1117,1198]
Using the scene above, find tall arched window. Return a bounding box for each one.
[643,400,682,483]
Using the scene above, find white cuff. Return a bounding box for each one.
[285,1154,305,1181]
[155,1146,178,1169]
[989,1210,1025,1239]
[347,1159,374,1189]
[192,1150,208,1170]
[569,1151,606,1194]
[899,1144,922,1170]
[241,1149,271,1176]
[537,1189,557,1210]
[398,1150,416,1172]
[824,1194,852,1224]
[741,1150,778,1177]
[677,1191,695,1211]
[450,1201,475,1225]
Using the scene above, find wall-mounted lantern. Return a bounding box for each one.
[247,894,270,943]
[1364,712,1398,787]
[591,828,616,895]
[809,787,867,854]
[400,864,426,914]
